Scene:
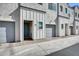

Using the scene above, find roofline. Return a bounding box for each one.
[19,3,46,13]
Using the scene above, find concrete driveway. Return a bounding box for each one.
[47,43,79,56]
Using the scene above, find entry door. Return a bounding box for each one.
[24,23,30,38]
[65,24,68,36]
[70,26,73,35]
[0,27,6,43]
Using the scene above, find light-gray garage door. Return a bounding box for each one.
[46,24,56,37]
[0,21,15,43]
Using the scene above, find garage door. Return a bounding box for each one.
[0,22,15,43]
[46,24,56,37]
[46,28,52,37]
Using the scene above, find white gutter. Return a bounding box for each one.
[0,16,16,22]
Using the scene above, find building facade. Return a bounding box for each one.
[74,7,79,35]
[0,3,79,43]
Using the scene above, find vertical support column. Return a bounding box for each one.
[73,8,76,35]
[43,13,46,39]
[56,3,60,37]
[33,11,37,40]
[14,8,20,42]
[20,7,24,42]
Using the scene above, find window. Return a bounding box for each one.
[39,22,43,29]
[48,3,56,11]
[60,5,63,12]
[75,12,77,17]
[48,3,52,9]
[61,24,64,29]
[65,8,67,13]
[78,14,79,18]
[38,3,43,5]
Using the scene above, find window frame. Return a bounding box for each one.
[39,22,43,29]
[48,3,56,11]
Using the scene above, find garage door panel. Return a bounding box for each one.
[46,28,52,37]
[0,28,6,43]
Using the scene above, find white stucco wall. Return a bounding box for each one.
[74,21,79,35]
[58,17,69,36]
[69,8,74,26]
[59,4,69,18]
[74,7,79,35]
[45,3,57,25]
[57,4,70,36]
[75,7,79,20]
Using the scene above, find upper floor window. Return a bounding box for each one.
[48,3,56,11]
[65,8,67,14]
[60,5,63,12]
[38,3,43,5]
[75,12,77,17]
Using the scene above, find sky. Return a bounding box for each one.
[68,3,79,7]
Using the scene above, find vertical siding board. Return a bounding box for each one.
[26,9,27,20]
[27,9,30,20]
[42,14,45,38]
[39,13,41,38]
[31,10,33,20]
[42,13,44,38]
[41,13,43,38]
[34,11,37,39]
[37,12,39,39]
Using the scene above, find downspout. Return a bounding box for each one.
[18,3,21,42]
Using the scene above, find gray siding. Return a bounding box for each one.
[10,8,20,42]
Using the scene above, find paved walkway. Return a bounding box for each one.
[0,35,79,56]
[0,35,77,49]
[47,43,79,56]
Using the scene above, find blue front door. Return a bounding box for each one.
[24,23,30,38]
